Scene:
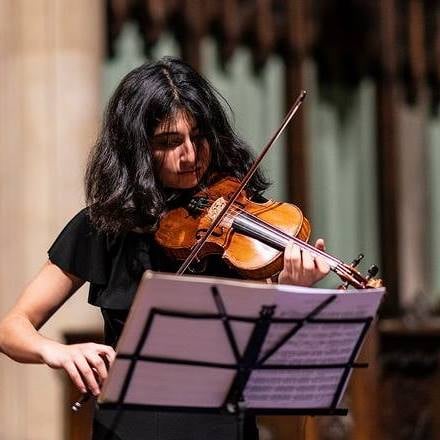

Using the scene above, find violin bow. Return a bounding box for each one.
[176,91,307,276]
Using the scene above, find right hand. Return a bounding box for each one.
[39,340,116,396]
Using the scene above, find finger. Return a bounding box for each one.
[313,239,330,275]
[315,256,330,276]
[98,345,116,366]
[301,250,315,271]
[64,361,87,394]
[283,241,293,275]
[314,238,326,251]
[285,241,301,273]
[84,352,108,383]
[87,343,115,368]
[73,355,100,396]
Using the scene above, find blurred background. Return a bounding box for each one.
[1,0,440,438]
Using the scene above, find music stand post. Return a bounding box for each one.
[99,273,383,439]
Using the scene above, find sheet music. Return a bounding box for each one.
[244,289,383,408]
[99,272,385,411]
[244,369,344,408]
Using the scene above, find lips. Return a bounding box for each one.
[179,168,199,174]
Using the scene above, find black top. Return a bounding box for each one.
[48,209,258,440]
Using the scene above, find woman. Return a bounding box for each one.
[0,57,329,439]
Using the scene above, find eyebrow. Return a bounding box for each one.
[153,127,200,138]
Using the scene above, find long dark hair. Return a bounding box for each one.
[85,56,269,233]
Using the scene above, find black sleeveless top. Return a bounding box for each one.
[48,209,259,440]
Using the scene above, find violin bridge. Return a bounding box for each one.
[207,197,233,227]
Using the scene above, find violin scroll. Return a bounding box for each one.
[336,255,383,289]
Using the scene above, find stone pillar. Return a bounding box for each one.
[0,0,104,438]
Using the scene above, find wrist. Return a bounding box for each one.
[37,338,61,364]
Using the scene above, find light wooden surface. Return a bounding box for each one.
[0,1,104,438]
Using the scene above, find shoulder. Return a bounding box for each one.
[48,208,111,284]
[53,207,107,242]
[61,207,95,229]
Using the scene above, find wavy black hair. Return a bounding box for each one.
[85,56,269,233]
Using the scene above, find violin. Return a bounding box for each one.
[155,176,383,289]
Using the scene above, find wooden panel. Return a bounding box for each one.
[379,319,440,439]
[349,329,382,440]
[375,0,400,315]
[283,0,310,210]
[178,0,205,69]
[258,415,313,440]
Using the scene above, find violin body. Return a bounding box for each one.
[155,178,311,279]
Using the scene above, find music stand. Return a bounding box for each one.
[98,271,384,438]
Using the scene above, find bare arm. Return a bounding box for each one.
[0,261,115,395]
[0,261,82,362]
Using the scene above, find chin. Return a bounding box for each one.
[177,182,198,189]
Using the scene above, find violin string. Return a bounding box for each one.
[234,211,341,265]
[194,191,364,281]
[197,194,341,264]
[196,195,360,282]
[224,210,357,280]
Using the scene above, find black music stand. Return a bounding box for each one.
[98,272,384,439]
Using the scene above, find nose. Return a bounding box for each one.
[180,136,196,166]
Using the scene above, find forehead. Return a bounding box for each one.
[154,109,197,135]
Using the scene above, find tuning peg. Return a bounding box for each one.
[350,253,364,268]
[366,264,378,280]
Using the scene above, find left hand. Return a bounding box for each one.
[278,238,330,286]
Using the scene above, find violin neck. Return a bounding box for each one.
[232,212,371,288]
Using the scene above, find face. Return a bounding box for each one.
[151,110,210,189]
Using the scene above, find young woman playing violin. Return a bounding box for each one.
[0,57,329,440]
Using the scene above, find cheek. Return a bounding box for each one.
[155,151,180,183]
[153,151,168,180]
[154,150,170,171]
[162,150,180,171]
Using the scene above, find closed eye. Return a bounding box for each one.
[152,134,184,150]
